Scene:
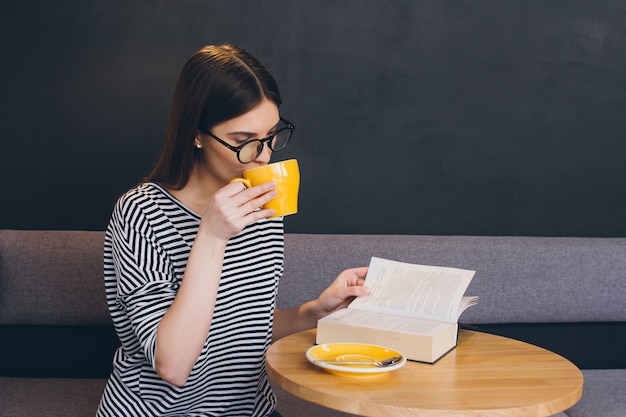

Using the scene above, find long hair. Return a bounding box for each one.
[145,44,282,189]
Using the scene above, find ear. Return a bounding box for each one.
[194,135,203,149]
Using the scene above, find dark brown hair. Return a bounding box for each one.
[145,44,282,189]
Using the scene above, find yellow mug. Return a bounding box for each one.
[230,159,300,217]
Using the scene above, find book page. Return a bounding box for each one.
[348,257,476,323]
[321,308,454,336]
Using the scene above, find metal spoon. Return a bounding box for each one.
[313,355,403,367]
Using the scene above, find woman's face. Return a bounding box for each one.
[195,98,280,185]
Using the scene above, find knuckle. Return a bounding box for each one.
[247,200,258,212]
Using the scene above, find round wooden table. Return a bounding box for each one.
[266,329,583,417]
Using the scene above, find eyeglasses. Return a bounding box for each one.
[202,117,295,164]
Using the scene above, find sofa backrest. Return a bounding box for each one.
[2,230,625,326]
[279,234,626,324]
[0,230,109,325]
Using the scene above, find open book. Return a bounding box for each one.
[316,257,478,363]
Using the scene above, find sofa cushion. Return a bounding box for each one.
[0,377,107,417]
[565,369,626,417]
[272,383,359,417]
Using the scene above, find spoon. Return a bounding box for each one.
[313,355,403,367]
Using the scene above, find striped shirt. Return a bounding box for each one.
[97,183,283,417]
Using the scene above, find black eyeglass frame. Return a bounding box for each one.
[201,117,295,164]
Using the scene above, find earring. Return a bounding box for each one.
[195,143,203,149]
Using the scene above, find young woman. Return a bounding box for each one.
[96,44,368,417]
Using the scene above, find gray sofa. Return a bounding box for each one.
[0,230,624,417]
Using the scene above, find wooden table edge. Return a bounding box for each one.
[266,329,583,417]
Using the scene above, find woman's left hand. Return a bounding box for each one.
[315,267,369,317]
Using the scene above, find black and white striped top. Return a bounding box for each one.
[97,183,284,417]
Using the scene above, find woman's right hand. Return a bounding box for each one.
[199,181,278,241]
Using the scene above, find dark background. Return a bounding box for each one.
[2,0,625,236]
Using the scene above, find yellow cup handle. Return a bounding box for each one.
[229,178,252,189]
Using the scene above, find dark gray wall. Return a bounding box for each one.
[2,0,625,236]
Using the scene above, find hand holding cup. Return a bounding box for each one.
[230,159,300,218]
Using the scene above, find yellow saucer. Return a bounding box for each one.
[306,343,406,378]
